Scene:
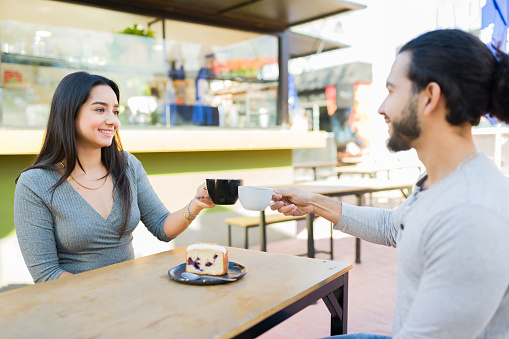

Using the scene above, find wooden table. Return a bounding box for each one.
[338,156,363,165]
[259,179,414,263]
[293,161,338,181]
[0,247,352,339]
[335,161,422,180]
[336,162,422,180]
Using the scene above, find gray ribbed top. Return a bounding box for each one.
[14,152,171,283]
[336,154,509,338]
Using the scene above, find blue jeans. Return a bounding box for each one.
[320,334,391,339]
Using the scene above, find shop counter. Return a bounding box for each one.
[0,129,327,155]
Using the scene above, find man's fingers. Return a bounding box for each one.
[278,204,297,215]
[270,201,285,210]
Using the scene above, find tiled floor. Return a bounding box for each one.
[254,233,398,338]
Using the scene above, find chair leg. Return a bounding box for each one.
[259,211,268,252]
[355,237,361,264]
[244,227,249,249]
[228,224,232,246]
[330,222,334,260]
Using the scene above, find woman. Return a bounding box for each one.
[14,71,214,283]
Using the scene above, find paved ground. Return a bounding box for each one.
[253,230,398,338]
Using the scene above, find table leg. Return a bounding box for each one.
[330,222,334,260]
[244,228,249,249]
[355,195,363,264]
[355,238,361,264]
[237,271,350,338]
[323,271,349,335]
[259,210,267,252]
[306,213,315,258]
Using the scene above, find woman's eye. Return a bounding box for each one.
[113,110,120,116]
[96,107,105,112]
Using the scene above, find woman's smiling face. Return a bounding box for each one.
[74,84,120,150]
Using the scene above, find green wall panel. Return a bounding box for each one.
[0,155,36,238]
[134,150,292,175]
[0,149,292,239]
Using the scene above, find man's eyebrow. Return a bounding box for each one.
[90,101,119,107]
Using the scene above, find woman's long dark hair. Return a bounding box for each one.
[16,71,132,238]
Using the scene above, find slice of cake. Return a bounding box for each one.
[185,243,229,276]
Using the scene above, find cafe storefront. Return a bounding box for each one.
[0,0,364,130]
[294,62,372,153]
[0,0,364,285]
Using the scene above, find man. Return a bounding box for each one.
[272,29,509,338]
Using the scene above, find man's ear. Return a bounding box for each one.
[422,82,442,117]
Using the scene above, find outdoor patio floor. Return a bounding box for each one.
[254,231,398,339]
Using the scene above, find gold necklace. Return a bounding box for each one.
[60,162,108,190]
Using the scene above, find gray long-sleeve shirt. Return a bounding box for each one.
[337,153,509,338]
[14,152,171,283]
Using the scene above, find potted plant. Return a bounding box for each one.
[110,24,157,66]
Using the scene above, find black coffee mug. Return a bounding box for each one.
[206,179,244,205]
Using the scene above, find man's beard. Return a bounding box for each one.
[386,96,421,152]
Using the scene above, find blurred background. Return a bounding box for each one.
[1,0,507,288]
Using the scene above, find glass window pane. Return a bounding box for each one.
[0,0,280,129]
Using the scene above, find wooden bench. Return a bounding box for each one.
[225,214,335,259]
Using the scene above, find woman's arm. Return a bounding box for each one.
[14,172,66,283]
[58,271,73,278]
[161,186,214,239]
[130,154,214,240]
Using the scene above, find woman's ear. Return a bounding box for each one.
[422,82,442,117]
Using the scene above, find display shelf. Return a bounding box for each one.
[0,18,279,129]
[0,52,166,75]
[207,74,276,84]
[174,69,277,84]
[1,82,31,89]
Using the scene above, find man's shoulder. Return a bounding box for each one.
[441,159,509,226]
[464,156,509,204]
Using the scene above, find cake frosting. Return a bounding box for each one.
[186,243,227,254]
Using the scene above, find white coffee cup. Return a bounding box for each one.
[238,186,275,211]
